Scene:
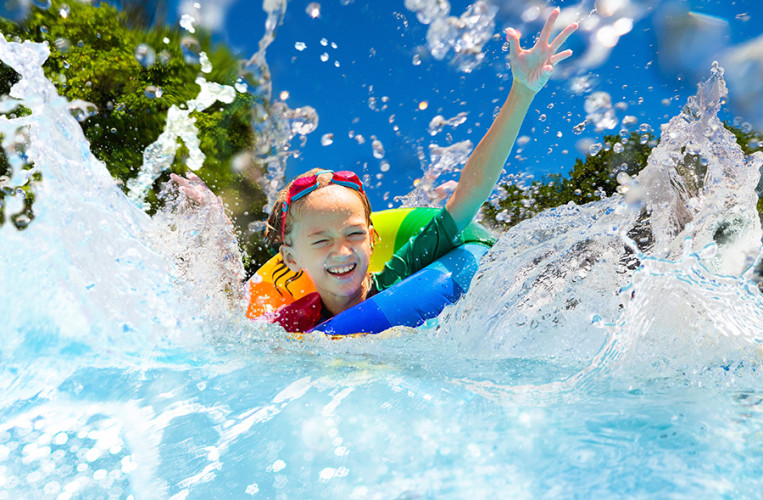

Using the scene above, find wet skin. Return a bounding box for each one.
[280,184,374,316]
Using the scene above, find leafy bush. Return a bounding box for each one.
[0,0,272,273]
[482,125,763,231]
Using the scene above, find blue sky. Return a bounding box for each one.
[215,0,763,208]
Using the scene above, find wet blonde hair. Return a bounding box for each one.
[264,168,375,251]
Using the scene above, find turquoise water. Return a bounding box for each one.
[2,2,763,499]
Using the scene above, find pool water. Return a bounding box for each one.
[1,1,763,499]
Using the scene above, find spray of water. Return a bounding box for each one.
[438,62,763,390]
[0,34,274,366]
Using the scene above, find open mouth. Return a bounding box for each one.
[326,263,357,277]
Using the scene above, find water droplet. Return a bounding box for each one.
[180,13,196,33]
[144,85,162,99]
[320,52,329,62]
[380,161,390,172]
[54,37,71,53]
[418,101,428,110]
[589,143,603,155]
[538,114,547,122]
[68,100,98,122]
[59,3,69,18]
[295,41,307,51]
[306,2,321,18]
[234,77,248,93]
[320,38,328,46]
[616,172,631,185]
[321,133,334,146]
[334,60,340,68]
[585,91,618,131]
[158,50,171,66]
[181,37,201,65]
[12,212,32,229]
[199,52,212,73]
[613,142,624,153]
[372,139,385,159]
[279,90,289,100]
[32,0,51,9]
[412,54,421,66]
[134,43,156,67]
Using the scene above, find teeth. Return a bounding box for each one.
[327,263,355,274]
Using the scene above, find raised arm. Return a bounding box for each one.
[445,8,578,231]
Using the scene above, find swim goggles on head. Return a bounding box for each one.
[280,170,365,241]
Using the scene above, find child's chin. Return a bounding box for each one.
[328,278,363,296]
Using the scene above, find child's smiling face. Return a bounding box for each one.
[280,184,373,314]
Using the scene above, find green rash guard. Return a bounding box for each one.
[368,208,463,296]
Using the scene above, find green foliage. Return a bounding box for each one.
[727,122,763,156]
[483,131,656,230]
[0,0,270,274]
[482,124,763,232]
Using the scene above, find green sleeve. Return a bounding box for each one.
[370,208,462,293]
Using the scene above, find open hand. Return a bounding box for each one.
[506,8,578,94]
[169,172,222,208]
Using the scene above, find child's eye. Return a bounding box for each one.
[311,239,329,246]
[348,231,366,238]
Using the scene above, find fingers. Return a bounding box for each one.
[538,7,560,46]
[550,49,573,65]
[169,173,189,187]
[170,172,203,187]
[550,22,578,52]
[505,27,521,59]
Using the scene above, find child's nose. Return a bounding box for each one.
[333,241,353,256]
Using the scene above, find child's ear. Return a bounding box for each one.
[280,244,301,273]
[370,225,379,250]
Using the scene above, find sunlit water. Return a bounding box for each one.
[2,3,763,500]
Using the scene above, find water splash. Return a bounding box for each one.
[583,91,618,132]
[638,62,762,275]
[126,77,236,209]
[440,63,763,384]
[241,0,320,209]
[412,0,497,73]
[600,246,763,385]
[396,140,473,208]
[428,111,468,136]
[0,35,195,350]
[145,182,247,325]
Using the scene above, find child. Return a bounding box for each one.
[175,9,577,332]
